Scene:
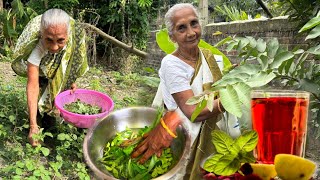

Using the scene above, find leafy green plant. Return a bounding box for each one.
[0,83,90,179]
[187,15,320,134]
[203,130,258,176]
[101,127,174,179]
[64,99,102,115]
[276,0,319,25]
[215,5,250,21]
[26,0,80,15]
[0,0,37,60]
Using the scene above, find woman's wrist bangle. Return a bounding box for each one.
[217,99,223,113]
[160,118,177,138]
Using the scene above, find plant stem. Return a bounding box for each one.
[278,75,300,83]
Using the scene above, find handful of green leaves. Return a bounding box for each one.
[101,127,175,180]
[203,130,258,176]
[63,99,102,115]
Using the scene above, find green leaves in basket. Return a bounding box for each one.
[203,130,258,176]
[63,99,102,115]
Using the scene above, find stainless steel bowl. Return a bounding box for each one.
[83,107,191,179]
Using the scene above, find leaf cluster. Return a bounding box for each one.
[63,99,102,115]
[188,13,320,135]
[214,5,253,22]
[275,0,320,25]
[0,84,90,179]
[203,130,258,176]
[0,0,38,58]
[101,127,174,180]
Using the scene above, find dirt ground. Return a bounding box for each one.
[0,62,19,84]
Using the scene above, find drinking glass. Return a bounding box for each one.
[251,90,310,164]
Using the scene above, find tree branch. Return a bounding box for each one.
[255,0,273,18]
[80,23,148,59]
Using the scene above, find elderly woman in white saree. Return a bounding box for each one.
[131,3,231,179]
[11,9,88,146]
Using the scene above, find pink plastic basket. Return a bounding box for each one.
[54,89,114,128]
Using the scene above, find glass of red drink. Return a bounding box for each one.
[251,90,310,164]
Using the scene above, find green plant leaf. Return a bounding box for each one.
[245,71,276,87]
[213,153,240,176]
[11,0,25,18]
[213,77,244,88]
[206,92,215,112]
[307,44,320,55]
[211,130,234,154]
[26,159,35,171]
[227,63,261,77]
[156,29,176,54]
[214,36,233,48]
[256,38,266,52]
[266,38,279,58]
[142,76,160,88]
[199,40,232,68]
[293,49,305,54]
[236,37,250,52]
[226,41,238,52]
[257,54,268,70]
[234,130,258,152]
[15,168,23,175]
[191,98,207,122]
[41,147,50,156]
[233,82,251,109]
[246,36,257,48]
[298,16,320,33]
[306,25,320,40]
[270,51,295,69]
[203,154,224,172]
[285,58,295,74]
[299,79,320,97]
[186,94,204,105]
[219,85,242,117]
[57,133,66,141]
[238,151,256,163]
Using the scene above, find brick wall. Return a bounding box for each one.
[146,16,308,69]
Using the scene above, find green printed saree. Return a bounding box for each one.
[11,15,89,115]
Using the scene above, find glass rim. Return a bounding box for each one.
[251,89,310,98]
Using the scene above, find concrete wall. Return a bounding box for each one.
[146,16,307,69]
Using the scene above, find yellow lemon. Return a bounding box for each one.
[274,154,316,180]
[250,163,277,180]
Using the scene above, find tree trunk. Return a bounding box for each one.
[0,0,3,11]
[199,0,209,26]
[44,0,48,9]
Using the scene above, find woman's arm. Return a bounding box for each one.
[27,62,40,146]
[172,89,222,122]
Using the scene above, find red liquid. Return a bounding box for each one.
[251,97,308,164]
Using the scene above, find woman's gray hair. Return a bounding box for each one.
[40,9,70,34]
[164,3,199,36]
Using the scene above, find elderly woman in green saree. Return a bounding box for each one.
[11,9,88,146]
